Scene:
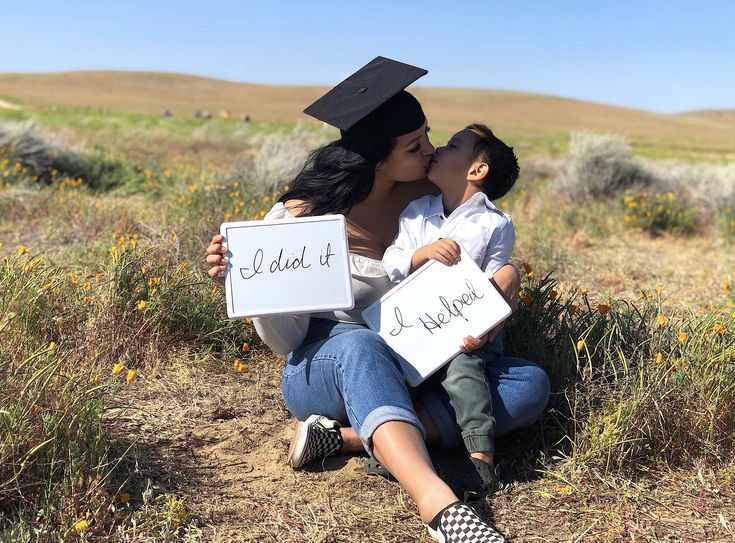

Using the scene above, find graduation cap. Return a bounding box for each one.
[304,56,427,144]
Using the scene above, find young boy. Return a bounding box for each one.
[382,123,519,494]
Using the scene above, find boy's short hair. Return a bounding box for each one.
[467,123,519,200]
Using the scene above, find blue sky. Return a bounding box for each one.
[1,1,732,113]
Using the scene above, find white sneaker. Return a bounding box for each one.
[287,414,343,469]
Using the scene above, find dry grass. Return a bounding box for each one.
[107,353,735,542]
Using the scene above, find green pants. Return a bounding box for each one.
[440,333,504,454]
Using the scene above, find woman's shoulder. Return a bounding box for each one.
[265,199,311,220]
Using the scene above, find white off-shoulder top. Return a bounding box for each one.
[252,202,393,354]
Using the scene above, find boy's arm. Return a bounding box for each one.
[410,238,461,271]
[460,215,516,352]
[482,215,516,278]
[383,201,423,283]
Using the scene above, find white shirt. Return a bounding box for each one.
[382,192,515,283]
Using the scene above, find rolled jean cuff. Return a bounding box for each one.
[461,432,494,455]
[419,390,461,449]
[359,405,425,457]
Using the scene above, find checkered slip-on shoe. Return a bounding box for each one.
[287,414,343,469]
[427,501,508,543]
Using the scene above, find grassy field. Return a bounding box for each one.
[1,78,735,542]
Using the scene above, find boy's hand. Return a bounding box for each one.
[411,239,461,270]
[459,333,490,353]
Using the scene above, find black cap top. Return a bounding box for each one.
[304,56,427,144]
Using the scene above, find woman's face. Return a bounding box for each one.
[377,121,435,182]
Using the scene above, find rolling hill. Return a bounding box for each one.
[0,71,733,153]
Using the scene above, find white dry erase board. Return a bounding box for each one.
[361,254,512,386]
[220,215,354,318]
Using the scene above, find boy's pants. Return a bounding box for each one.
[440,332,504,454]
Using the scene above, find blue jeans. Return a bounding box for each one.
[281,319,550,455]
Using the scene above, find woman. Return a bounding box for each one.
[206,57,549,543]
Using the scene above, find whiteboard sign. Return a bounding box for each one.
[361,255,511,386]
[220,216,354,318]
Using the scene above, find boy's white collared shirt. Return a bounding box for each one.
[382,192,515,283]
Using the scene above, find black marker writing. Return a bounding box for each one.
[418,279,485,335]
[240,248,264,280]
[320,242,335,267]
[389,306,413,336]
[269,246,312,274]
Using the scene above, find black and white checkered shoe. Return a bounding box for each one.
[287,414,343,469]
[427,502,508,543]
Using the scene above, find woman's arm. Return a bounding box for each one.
[253,313,310,355]
[204,202,313,354]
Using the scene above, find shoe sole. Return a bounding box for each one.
[287,414,319,469]
[426,525,445,543]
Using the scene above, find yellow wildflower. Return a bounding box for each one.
[126,369,137,383]
[17,245,27,255]
[555,485,572,494]
[655,352,664,364]
[73,519,89,533]
[83,282,92,291]
[43,282,52,291]
[112,362,125,376]
[657,314,668,327]
[576,339,586,352]
[581,288,589,296]
[714,323,728,335]
[48,341,56,352]
[136,300,146,311]
[70,274,79,284]
[150,287,158,296]
[677,331,688,343]
[117,492,131,503]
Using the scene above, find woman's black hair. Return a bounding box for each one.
[278,138,396,216]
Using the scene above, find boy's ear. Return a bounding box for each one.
[467,161,489,186]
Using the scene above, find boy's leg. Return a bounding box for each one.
[440,345,497,456]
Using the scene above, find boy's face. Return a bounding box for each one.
[427,129,482,189]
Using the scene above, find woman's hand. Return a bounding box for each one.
[205,234,228,283]
[485,263,521,342]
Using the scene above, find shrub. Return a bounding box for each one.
[621,190,697,234]
[559,133,658,202]
[0,121,145,190]
[234,125,329,195]
[506,272,735,475]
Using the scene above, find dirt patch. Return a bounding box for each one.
[108,353,735,542]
